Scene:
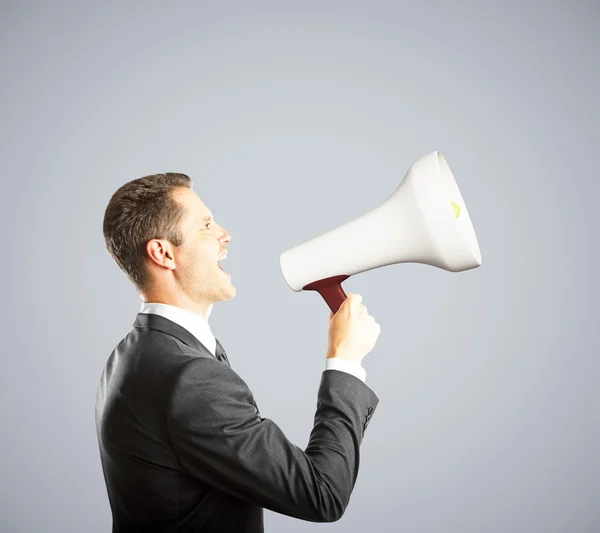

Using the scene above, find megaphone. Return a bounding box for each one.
[279,151,482,314]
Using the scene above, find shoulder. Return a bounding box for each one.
[167,354,258,403]
[166,357,261,425]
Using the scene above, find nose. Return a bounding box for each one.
[221,227,231,244]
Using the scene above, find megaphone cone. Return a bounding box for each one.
[279,151,482,314]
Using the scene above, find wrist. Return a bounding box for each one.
[325,357,367,382]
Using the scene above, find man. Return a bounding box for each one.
[96,172,381,532]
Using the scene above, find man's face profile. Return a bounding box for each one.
[145,186,235,315]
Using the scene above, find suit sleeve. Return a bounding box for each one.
[166,356,379,523]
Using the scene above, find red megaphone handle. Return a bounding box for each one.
[303,275,351,315]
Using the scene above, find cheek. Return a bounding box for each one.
[193,246,216,266]
[179,245,201,268]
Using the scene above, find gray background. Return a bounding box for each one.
[1,1,598,532]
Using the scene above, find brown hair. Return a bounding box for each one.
[103,173,192,294]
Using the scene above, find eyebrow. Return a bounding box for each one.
[201,214,213,223]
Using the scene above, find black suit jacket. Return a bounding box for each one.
[95,312,379,532]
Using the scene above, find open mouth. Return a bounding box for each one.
[217,251,229,276]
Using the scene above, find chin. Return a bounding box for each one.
[219,283,236,300]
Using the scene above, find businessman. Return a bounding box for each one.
[96,172,381,532]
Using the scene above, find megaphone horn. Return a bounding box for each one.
[279,151,482,314]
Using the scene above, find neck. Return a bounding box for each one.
[140,290,213,321]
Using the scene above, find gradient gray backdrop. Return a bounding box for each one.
[2,2,598,532]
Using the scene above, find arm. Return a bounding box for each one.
[166,357,379,523]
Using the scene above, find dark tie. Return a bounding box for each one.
[215,339,230,367]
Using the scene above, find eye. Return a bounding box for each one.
[204,222,212,229]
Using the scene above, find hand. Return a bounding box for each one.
[326,293,380,364]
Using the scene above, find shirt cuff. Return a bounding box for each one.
[324,358,367,383]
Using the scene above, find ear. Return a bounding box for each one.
[146,239,176,270]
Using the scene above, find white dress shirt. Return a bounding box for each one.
[139,302,367,383]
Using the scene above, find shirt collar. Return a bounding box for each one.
[139,301,216,356]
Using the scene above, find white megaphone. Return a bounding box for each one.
[279,151,482,314]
